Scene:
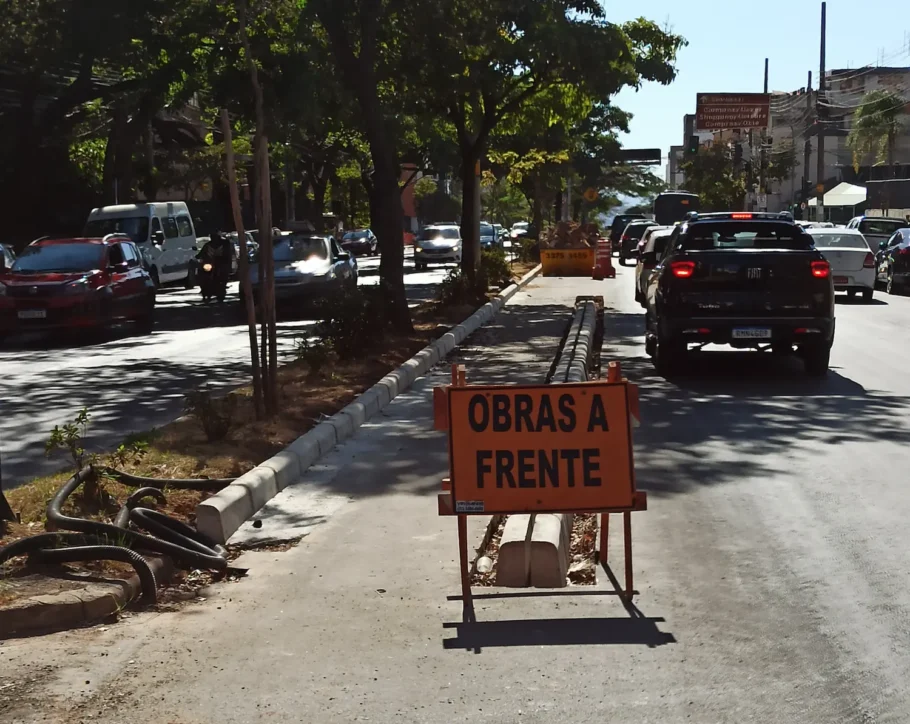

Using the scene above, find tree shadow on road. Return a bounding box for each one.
[601,310,910,498]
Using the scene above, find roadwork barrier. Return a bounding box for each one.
[434,295,645,622]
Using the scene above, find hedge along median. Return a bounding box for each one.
[196,263,543,544]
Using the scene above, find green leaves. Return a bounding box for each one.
[847,89,906,172]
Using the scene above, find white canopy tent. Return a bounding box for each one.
[807,182,867,208]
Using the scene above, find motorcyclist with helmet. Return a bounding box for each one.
[196,231,235,303]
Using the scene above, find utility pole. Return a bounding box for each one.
[816,1,827,223]
[803,70,813,212]
[759,58,769,209]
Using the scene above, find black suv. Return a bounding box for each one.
[642,212,835,376]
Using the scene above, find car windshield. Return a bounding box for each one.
[513,223,528,230]
[12,243,104,273]
[83,216,150,244]
[422,227,459,241]
[682,222,812,250]
[344,231,370,240]
[274,237,328,262]
[811,233,870,249]
[859,219,908,235]
[480,225,495,236]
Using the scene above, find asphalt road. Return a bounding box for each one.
[0,249,453,486]
[6,267,910,723]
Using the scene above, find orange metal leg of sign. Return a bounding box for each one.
[623,511,634,599]
[457,514,475,622]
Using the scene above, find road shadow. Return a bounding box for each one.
[601,309,910,497]
[442,615,675,650]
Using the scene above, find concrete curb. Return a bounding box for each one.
[197,263,544,544]
[0,556,173,639]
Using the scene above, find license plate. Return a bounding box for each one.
[732,327,771,339]
[834,276,848,285]
[18,309,46,320]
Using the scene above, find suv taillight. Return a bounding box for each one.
[863,252,875,268]
[810,260,830,279]
[621,234,630,242]
[671,261,696,278]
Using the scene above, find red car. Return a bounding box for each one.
[0,235,156,339]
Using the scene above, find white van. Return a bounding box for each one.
[84,202,198,287]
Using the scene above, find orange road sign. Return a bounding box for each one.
[583,187,599,203]
[446,382,635,514]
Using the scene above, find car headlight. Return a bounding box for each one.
[415,246,423,253]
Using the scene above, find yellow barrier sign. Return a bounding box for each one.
[540,248,595,277]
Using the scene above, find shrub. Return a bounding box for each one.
[295,336,333,378]
[480,247,512,288]
[517,237,540,263]
[45,408,93,471]
[437,267,479,307]
[315,286,389,360]
[184,388,236,442]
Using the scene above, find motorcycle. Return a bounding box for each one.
[197,260,227,303]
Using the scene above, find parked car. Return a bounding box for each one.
[874,227,910,295]
[0,235,156,339]
[83,202,199,289]
[480,222,499,249]
[807,228,875,302]
[618,219,658,266]
[341,229,378,256]
[634,226,674,307]
[415,225,462,270]
[1,244,15,271]
[644,212,834,377]
[609,213,646,252]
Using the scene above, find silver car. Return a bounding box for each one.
[415,225,463,270]
[250,234,357,302]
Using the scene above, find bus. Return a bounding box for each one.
[653,191,700,226]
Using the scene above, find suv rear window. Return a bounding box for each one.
[681,222,812,251]
[859,219,908,236]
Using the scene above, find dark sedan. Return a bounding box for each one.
[250,234,358,305]
[341,229,378,257]
[875,227,910,295]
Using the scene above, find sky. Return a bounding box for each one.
[606,0,910,170]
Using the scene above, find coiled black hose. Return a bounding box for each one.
[114,487,168,528]
[32,546,158,604]
[46,467,228,570]
[0,532,158,603]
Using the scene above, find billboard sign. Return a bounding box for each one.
[695,93,770,131]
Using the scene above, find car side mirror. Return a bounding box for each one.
[642,251,658,265]
[337,252,351,261]
[109,261,129,273]
[152,231,165,245]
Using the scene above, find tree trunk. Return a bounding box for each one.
[460,148,482,282]
[103,103,129,204]
[222,109,264,419]
[317,3,411,332]
[311,171,328,228]
[239,0,279,415]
